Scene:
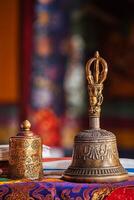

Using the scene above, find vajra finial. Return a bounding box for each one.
[86,51,108,118]
[86,51,108,85]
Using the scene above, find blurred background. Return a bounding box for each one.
[0,0,134,158]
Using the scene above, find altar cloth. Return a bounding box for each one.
[0,177,134,199]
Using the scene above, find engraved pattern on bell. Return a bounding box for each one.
[65,166,126,177]
[73,142,118,161]
[75,129,116,141]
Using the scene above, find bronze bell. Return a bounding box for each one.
[63,51,128,183]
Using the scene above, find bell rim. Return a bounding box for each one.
[62,173,128,183]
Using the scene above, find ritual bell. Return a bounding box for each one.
[63,51,128,182]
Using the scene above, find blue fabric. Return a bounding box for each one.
[0,177,134,199]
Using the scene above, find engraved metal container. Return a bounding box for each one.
[63,51,128,183]
[9,120,43,180]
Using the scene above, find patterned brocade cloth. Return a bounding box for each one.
[0,177,134,199]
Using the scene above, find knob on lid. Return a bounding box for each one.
[21,120,31,131]
[19,120,34,137]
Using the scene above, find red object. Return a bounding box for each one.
[106,186,134,200]
[21,0,33,120]
[32,109,61,146]
[42,157,71,162]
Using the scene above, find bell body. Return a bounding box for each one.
[63,129,128,182]
[9,135,43,180]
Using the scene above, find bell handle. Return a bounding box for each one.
[86,51,108,129]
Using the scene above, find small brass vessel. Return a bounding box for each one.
[9,120,43,180]
[63,51,128,183]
